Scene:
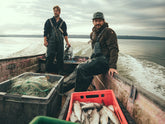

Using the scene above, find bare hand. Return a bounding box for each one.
[67,43,71,47]
[44,40,48,47]
[88,40,92,44]
[108,68,118,77]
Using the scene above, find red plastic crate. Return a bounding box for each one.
[66,90,128,124]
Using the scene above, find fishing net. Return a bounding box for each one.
[7,76,57,97]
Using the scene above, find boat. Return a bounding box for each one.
[0,54,165,124]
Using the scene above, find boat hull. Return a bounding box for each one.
[92,74,165,124]
[0,54,44,83]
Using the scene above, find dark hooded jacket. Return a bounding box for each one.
[90,22,119,69]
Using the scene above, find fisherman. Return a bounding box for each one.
[60,12,119,92]
[43,5,71,73]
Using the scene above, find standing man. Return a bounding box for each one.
[44,5,70,73]
[60,12,119,92]
[74,12,119,91]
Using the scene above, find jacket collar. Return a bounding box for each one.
[53,16,62,23]
[92,22,109,34]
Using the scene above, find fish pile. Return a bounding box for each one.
[69,101,120,124]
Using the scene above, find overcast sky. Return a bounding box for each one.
[0,0,165,37]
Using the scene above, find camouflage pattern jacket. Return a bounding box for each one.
[90,22,119,69]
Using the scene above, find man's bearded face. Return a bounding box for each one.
[93,19,104,29]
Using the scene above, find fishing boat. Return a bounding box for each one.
[0,54,165,124]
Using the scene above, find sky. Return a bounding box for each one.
[0,0,165,37]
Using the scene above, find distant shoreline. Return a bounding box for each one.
[0,34,165,40]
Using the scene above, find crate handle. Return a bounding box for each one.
[80,94,105,99]
[80,94,100,99]
[86,94,99,98]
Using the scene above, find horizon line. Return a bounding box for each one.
[0,34,165,40]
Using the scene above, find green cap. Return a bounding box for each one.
[93,12,104,20]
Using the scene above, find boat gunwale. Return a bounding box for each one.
[0,54,44,62]
[113,73,165,111]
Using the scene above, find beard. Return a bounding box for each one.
[95,24,101,27]
[55,14,59,18]
[94,24,102,30]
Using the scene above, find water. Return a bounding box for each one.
[117,39,165,100]
[0,37,165,100]
[0,37,46,59]
[118,39,165,67]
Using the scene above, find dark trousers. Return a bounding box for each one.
[60,56,109,92]
[46,40,64,73]
[75,56,109,92]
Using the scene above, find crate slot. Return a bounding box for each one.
[80,96,84,99]
[86,94,99,98]
[101,94,104,97]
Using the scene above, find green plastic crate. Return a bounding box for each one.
[30,116,76,124]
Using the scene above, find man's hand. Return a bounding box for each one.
[108,68,118,77]
[44,36,48,47]
[67,42,71,48]
[64,36,71,48]
[44,40,48,47]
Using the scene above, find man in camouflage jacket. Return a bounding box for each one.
[90,16,119,75]
[74,12,119,92]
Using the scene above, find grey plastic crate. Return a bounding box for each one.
[0,72,64,124]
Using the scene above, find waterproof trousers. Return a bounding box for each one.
[46,40,64,73]
[74,56,109,92]
[59,56,109,93]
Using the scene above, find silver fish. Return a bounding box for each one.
[100,108,109,124]
[89,109,100,124]
[94,102,103,109]
[108,105,114,112]
[70,111,79,123]
[73,101,82,121]
[103,106,120,124]
[80,102,88,106]
[81,111,86,122]
[81,111,90,124]
[81,102,96,110]
[84,115,90,124]
[81,102,102,110]
[87,109,93,115]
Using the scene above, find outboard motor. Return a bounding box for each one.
[64,45,73,60]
